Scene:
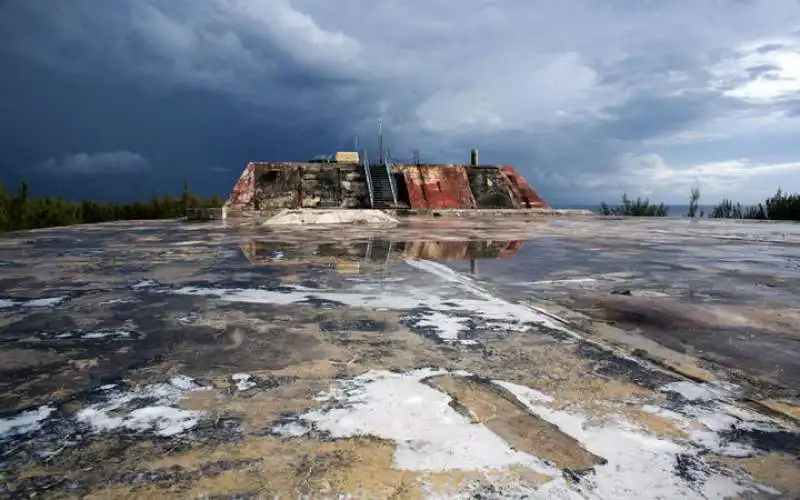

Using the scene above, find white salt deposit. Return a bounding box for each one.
[272,368,557,474]
[264,209,399,226]
[81,329,135,340]
[643,386,786,459]
[271,421,310,438]
[132,279,159,290]
[527,278,599,286]
[77,375,207,437]
[100,297,138,305]
[494,380,762,499]
[172,284,565,344]
[232,373,256,391]
[0,406,54,439]
[410,311,469,341]
[0,297,67,309]
[659,381,730,401]
[21,297,67,308]
[32,329,136,341]
[274,369,769,498]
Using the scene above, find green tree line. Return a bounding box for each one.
[0,180,223,233]
[599,188,800,220]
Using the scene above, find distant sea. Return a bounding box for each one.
[551,203,717,218]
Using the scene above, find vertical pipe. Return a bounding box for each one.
[470,149,479,166]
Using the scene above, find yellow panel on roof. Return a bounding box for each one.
[335,151,360,163]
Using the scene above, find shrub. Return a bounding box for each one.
[598,194,668,217]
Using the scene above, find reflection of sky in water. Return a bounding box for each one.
[218,234,800,308]
[435,236,800,306]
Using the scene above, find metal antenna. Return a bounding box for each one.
[378,118,384,164]
[355,134,359,152]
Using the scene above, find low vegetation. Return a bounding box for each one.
[0,180,223,233]
[708,199,766,220]
[599,188,800,221]
[598,195,668,217]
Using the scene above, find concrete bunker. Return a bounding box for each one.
[224,151,549,215]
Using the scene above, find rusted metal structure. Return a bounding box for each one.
[224,154,548,214]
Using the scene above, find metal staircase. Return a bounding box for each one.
[369,163,397,208]
[360,147,399,209]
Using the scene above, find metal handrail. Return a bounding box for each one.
[385,159,398,207]
[362,150,375,208]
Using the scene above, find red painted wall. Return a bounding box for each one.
[226,163,256,209]
[399,167,427,209]
[499,166,549,209]
[396,165,477,209]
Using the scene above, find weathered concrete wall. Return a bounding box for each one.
[225,161,548,212]
[301,167,340,208]
[468,167,519,209]
[252,164,301,210]
[337,165,370,209]
[227,162,368,211]
[391,164,543,210]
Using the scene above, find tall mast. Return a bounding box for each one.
[378,118,384,164]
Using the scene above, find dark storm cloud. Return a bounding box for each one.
[2,0,800,203]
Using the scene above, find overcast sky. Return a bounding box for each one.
[2,0,800,204]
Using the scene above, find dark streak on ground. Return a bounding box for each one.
[718,428,800,458]
[576,341,679,390]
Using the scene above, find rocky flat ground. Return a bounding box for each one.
[0,216,798,499]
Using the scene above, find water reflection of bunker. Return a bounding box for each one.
[239,239,524,275]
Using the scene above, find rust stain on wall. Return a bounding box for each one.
[394,165,476,209]
[420,165,476,209]
[226,163,256,210]
[397,167,427,209]
[225,161,548,212]
[499,166,549,209]
[468,168,519,209]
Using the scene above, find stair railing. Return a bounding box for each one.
[362,149,375,208]
[385,158,398,208]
